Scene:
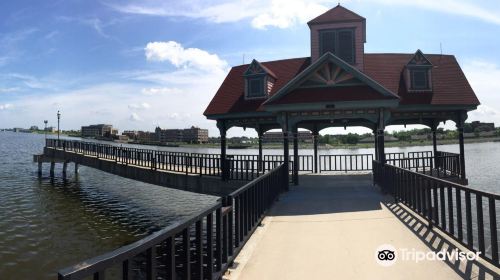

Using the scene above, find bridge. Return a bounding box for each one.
[34,139,499,279]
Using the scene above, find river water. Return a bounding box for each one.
[0,131,499,279]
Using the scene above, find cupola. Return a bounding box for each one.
[308,5,366,70]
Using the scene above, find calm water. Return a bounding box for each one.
[1,132,499,279]
[0,132,218,280]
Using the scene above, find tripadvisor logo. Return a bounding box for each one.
[375,244,481,266]
[375,244,397,266]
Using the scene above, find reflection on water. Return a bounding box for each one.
[0,132,499,279]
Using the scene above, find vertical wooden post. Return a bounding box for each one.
[282,114,290,191]
[456,112,466,181]
[74,163,79,174]
[312,127,319,173]
[50,162,55,177]
[377,109,386,163]
[373,128,378,161]
[292,125,299,185]
[218,120,228,181]
[257,128,263,172]
[62,161,68,178]
[432,125,438,168]
[38,161,43,177]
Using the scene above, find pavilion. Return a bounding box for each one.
[204,5,480,184]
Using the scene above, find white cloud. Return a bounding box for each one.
[129,112,142,121]
[128,102,151,110]
[109,0,331,29]
[0,87,20,94]
[462,60,500,125]
[251,0,327,29]
[145,41,228,73]
[108,0,500,29]
[0,104,13,110]
[369,0,500,25]
[141,87,182,95]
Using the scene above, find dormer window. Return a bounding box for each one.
[406,50,433,92]
[319,28,355,64]
[411,69,429,90]
[247,78,265,97]
[244,59,277,100]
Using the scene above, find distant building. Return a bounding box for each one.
[136,131,156,142]
[81,124,114,137]
[470,121,495,132]
[122,130,138,140]
[155,126,209,144]
[263,131,313,143]
[45,126,56,133]
[183,126,209,143]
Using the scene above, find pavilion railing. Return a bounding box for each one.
[386,151,462,180]
[57,164,288,280]
[373,160,499,268]
[319,154,374,172]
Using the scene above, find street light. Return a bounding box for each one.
[57,110,61,140]
[44,120,48,141]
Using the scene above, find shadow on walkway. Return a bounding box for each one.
[385,202,499,280]
[269,174,392,216]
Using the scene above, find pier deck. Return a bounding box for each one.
[227,175,498,280]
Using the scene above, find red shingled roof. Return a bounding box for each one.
[364,54,480,105]
[308,5,365,25]
[204,54,479,117]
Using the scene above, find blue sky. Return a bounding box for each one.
[0,0,499,137]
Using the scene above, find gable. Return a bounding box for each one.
[265,52,399,106]
[407,50,432,67]
[244,59,277,79]
[300,62,362,88]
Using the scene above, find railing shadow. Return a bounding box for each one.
[384,201,499,280]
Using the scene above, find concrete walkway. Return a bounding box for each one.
[226,174,497,280]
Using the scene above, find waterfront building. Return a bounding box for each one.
[263,131,312,143]
[81,124,114,137]
[155,126,209,144]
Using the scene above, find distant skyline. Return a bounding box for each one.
[1,0,499,137]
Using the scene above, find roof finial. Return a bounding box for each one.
[338,2,340,6]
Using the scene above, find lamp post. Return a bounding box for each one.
[57,110,61,140]
[44,120,48,141]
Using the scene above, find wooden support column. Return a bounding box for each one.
[218,120,228,181]
[62,161,68,178]
[257,128,263,172]
[282,114,290,191]
[373,128,378,161]
[431,123,438,168]
[312,127,319,173]
[50,162,55,177]
[38,161,43,177]
[377,110,386,163]
[74,163,79,174]
[292,126,299,185]
[456,112,467,181]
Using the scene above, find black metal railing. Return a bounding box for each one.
[263,155,313,172]
[373,161,499,267]
[386,151,462,179]
[436,151,461,177]
[57,164,288,280]
[319,154,374,172]
[45,139,295,181]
